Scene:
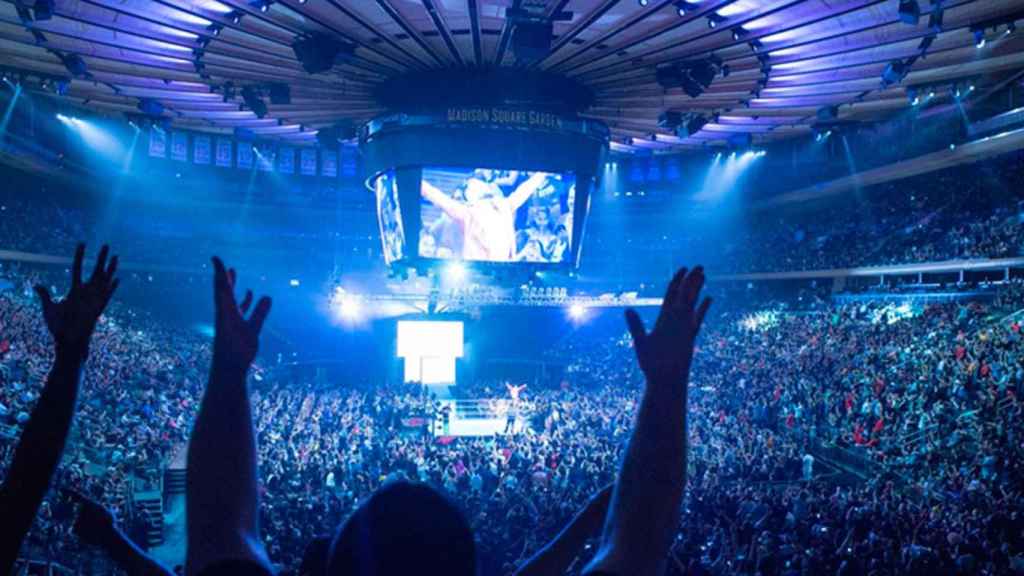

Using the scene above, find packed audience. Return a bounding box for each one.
[2,251,1023,575]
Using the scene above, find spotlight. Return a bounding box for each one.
[732,27,747,41]
[673,1,692,16]
[949,143,956,150]
[1007,22,1016,35]
[707,14,724,29]
[128,120,139,131]
[973,29,985,48]
[897,0,920,25]
[59,53,88,77]
[209,24,222,36]
[231,12,242,24]
[445,262,467,284]
[299,0,307,3]
[259,1,271,13]
[638,0,649,6]
[954,84,961,98]
[907,87,918,104]
[927,88,935,99]
[749,40,764,52]
[568,303,586,321]
[338,297,361,320]
[881,59,908,86]
[289,278,300,287]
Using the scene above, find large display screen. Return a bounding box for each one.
[397,320,464,385]
[419,167,576,263]
[375,169,405,265]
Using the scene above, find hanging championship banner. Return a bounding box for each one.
[194,135,211,165]
[237,141,253,169]
[148,128,166,158]
[170,131,188,162]
[340,146,357,177]
[215,138,232,167]
[321,149,337,177]
[299,148,317,176]
[278,146,295,174]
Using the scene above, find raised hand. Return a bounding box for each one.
[624,267,711,386]
[34,244,119,359]
[211,257,271,371]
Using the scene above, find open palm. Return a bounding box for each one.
[211,257,271,370]
[34,244,119,358]
[624,267,711,387]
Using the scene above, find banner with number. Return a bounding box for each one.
[299,148,317,176]
[170,131,188,162]
[278,147,295,174]
[148,128,166,158]
[340,146,357,177]
[193,135,211,165]
[237,142,253,169]
[321,149,337,177]
[215,138,232,167]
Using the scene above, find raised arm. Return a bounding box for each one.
[0,244,118,574]
[584,267,710,576]
[508,172,549,211]
[421,179,469,222]
[186,257,273,576]
[70,490,173,576]
[514,485,612,576]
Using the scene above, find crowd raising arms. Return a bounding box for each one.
[0,242,712,576]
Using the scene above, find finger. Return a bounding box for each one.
[624,309,647,346]
[227,268,237,290]
[663,267,687,310]
[33,285,53,309]
[240,290,253,315]
[91,245,109,284]
[105,254,119,282]
[248,296,272,335]
[656,268,687,331]
[695,297,712,334]
[211,257,232,314]
[682,266,705,310]
[72,243,85,289]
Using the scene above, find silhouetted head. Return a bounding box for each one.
[327,481,477,576]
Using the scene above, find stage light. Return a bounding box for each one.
[1008,22,1017,35]
[673,1,689,16]
[732,27,747,41]
[881,60,908,86]
[638,0,649,6]
[707,14,723,29]
[260,1,271,13]
[339,297,360,320]
[568,303,586,321]
[897,0,920,25]
[60,53,88,77]
[973,29,985,48]
[231,12,242,24]
[128,120,139,131]
[445,262,467,284]
[289,278,300,287]
[927,89,935,99]
[949,143,956,150]
[138,98,164,116]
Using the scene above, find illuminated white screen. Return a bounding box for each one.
[397,321,463,384]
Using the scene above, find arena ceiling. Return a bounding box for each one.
[1,0,1023,152]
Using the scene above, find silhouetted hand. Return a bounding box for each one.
[68,490,116,547]
[578,484,614,534]
[211,257,271,371]
[625,267,711,386]
[34,244,119,359]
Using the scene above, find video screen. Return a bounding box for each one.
[374,170,406,265]
[419,167,576,263]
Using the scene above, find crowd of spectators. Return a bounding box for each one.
[2,254,1023,574]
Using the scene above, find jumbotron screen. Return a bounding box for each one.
[419,167,576,263]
